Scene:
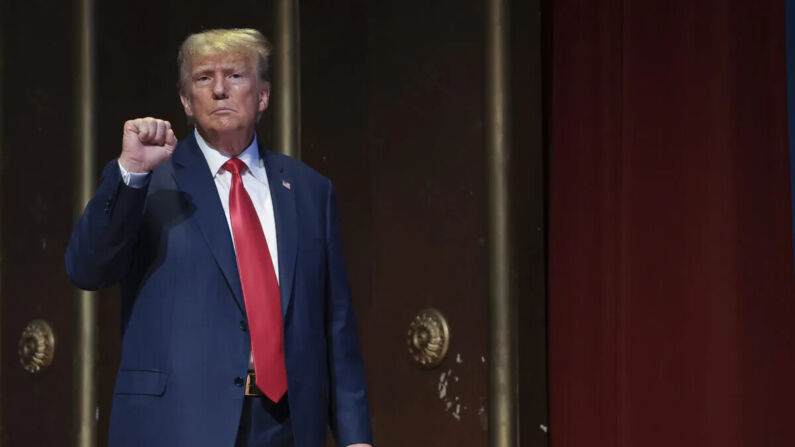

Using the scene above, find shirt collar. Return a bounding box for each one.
[193,128,267,184]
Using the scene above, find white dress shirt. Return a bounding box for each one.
[191,129,280,281]
[119,129,279,370]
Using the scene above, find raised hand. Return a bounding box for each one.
[119,117,178,173]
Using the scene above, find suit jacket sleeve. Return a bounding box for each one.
[324,180,374,446]
[65,159,148,290]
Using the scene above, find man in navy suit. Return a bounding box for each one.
[66,28,373,447]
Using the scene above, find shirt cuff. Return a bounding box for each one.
[118,160,151,189]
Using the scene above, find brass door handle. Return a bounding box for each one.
[19,319,56,374]
[407,308,450,368]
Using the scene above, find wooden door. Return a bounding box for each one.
[301,1,491,445]
[1,0,77,444]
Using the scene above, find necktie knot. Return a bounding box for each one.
[222,158,248,176]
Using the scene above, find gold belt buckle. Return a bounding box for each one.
[245,373,263,397]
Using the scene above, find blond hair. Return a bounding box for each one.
[177,28,271,93]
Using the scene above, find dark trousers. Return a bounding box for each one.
[234,396,293,447]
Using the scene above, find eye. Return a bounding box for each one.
[230,73,243,79]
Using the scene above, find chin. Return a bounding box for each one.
[207,121,243,133]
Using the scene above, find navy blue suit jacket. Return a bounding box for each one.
[65,133,372,447]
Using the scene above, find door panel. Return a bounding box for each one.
[301,1,489,445]
[1,0,77,445]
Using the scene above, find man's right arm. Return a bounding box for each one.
[64,118,176,290]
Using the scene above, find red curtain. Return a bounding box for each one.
[548,1,795,446]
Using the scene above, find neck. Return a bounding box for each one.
[196,127,255,157]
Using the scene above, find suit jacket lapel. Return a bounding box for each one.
[172,133,246,315]
[262,149,297,318]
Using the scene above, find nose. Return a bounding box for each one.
[212,76,228,99]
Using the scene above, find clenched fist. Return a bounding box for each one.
[119,117,178,173]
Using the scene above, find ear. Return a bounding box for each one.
[179,90,194,118]
[258,82,271,113]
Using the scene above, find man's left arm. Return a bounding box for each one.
[324,180,374,447]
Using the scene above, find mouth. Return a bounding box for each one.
[211,107,236,114]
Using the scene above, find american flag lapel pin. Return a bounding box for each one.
[282,179,291,190]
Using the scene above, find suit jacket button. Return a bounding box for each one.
[234,377,245,387]
[240,320,248,331]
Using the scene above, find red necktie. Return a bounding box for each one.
[222,158,287,402]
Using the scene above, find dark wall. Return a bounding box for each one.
[512,0,549,445]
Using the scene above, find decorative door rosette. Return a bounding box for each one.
[407,308,450,368]
[19,319,56,374]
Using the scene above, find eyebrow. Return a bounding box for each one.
[191,65,249,78]
[192,67,214,77]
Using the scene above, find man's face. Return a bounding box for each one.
[179,52,269,139]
